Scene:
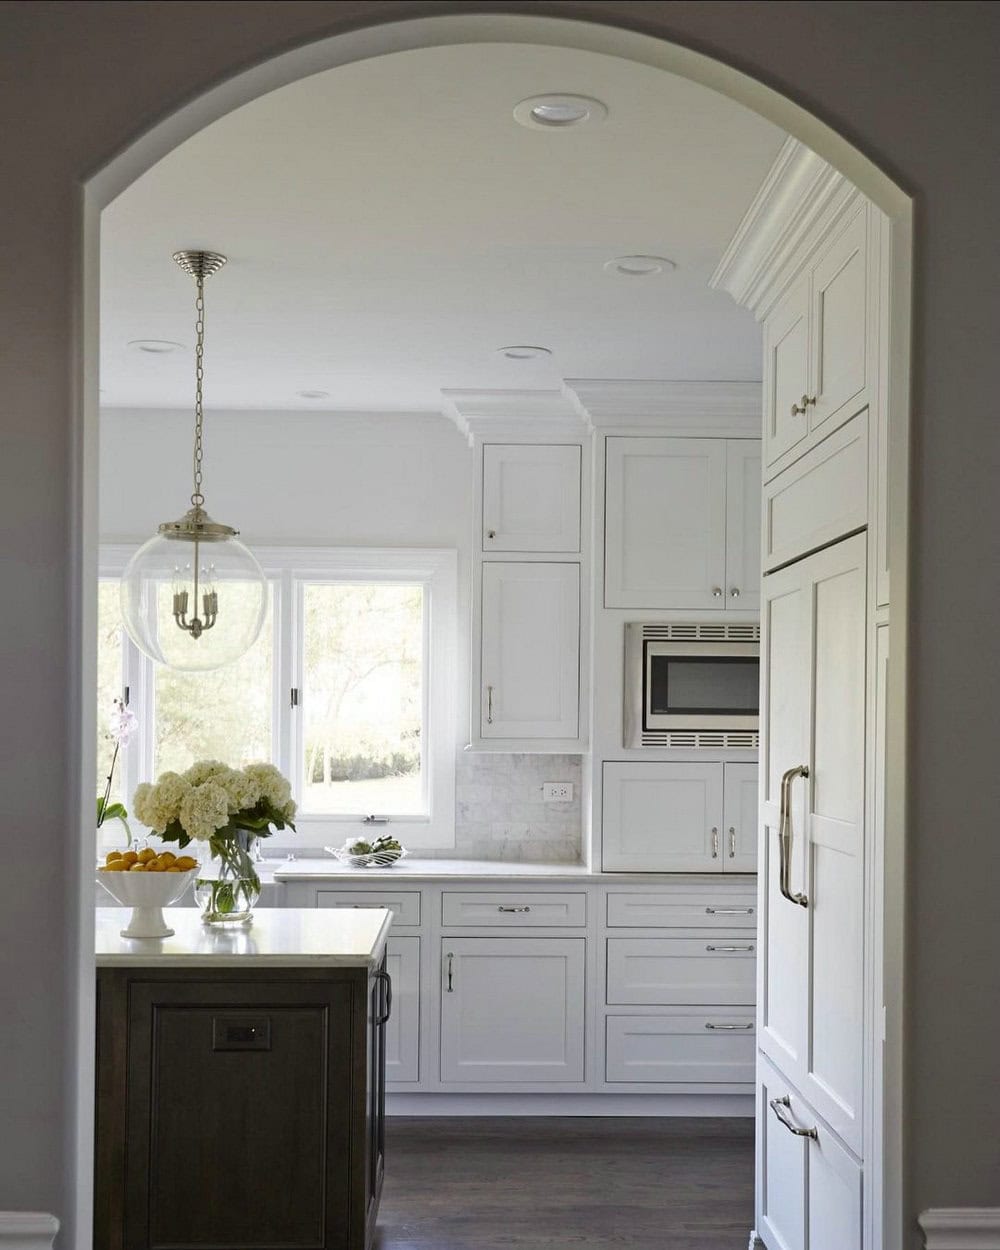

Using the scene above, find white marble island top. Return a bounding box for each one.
[95,906,391,968]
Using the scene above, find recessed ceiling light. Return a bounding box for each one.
[513,94,608,130]
[297,389,330,400]
[603,255,677,278]
[497,345,552,360]
[128,339,184,354]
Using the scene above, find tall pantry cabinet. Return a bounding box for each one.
[712,139,892,1250]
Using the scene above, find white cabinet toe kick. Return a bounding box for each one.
[275,871,757,1110]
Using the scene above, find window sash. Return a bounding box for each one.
[98,545,457,851]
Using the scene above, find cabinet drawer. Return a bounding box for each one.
[442,891,586,927]
[607,937,756,1005]
[316,890,421,926]
[763,410,867,571]
[607,892,756,929]
[606,1012,755,1084]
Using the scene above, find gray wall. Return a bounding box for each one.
[1,3,998,1246]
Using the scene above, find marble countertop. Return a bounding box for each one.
[95,906,391,968]
[270,857,755,883]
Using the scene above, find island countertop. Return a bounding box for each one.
[95,906,391,968]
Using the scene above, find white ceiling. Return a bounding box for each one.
[100,42,785,412]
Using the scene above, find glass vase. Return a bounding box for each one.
[195,831,261,924]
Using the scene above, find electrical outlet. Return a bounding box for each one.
[542,782,573,803]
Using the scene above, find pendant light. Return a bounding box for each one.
[120,250,267,672]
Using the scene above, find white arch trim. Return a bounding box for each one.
[75,13,912,1250]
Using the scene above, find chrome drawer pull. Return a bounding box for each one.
[486,684,494,724]
[445,952,454,993]
[778,764,810,908]
[705,1022,754,1031]
[706,944,754,953]
[705,907,754,915]
[497,905,531,913]
[711,827,719,858]
[769,1095,818,1140]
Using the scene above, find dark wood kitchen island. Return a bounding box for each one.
[95,906,392,1250]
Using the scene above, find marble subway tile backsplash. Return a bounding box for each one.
[424,753,583,863]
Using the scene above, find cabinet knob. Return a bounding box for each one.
[712,587,723,598]
[790,394,817,416]
[486,529,496,540]
[730,588,741,599]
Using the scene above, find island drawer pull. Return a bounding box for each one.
[375,969,393,1025]
[706,944,755,953]
[497,905,531,913]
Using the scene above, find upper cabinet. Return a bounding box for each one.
[482,443,581,553]
[604,436,760,611]
[763,206,870,478]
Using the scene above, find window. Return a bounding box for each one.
[97,546,457,850]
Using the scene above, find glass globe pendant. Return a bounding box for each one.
[120,250,267,672]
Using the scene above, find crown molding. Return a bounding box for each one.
[919,1209,1000,1250]
[441,388,586,445]
[710,137,860,320]
[564,379,761,436]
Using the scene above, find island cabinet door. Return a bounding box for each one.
[96,971,370,1250]
[440,938,585,1083]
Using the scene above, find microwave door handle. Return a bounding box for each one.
[778,764,810,908]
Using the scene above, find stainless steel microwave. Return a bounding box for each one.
[624,622,760,749]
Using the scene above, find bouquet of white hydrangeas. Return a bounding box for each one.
[133,761,296,920]
[133,760,297,848]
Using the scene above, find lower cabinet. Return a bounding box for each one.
[606,1011,755,1084]
[95,962,388,1250]
[757,1053,863,1250]
[440,937,586,1083]
[384,936,420,1083]
[607,936,756,1006]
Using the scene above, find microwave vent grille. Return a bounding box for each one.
[639,622,760,643]
[640,729,760,750]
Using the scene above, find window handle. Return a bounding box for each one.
[290,686,299,708]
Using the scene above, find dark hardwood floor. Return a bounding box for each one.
[375,1117,754,1250]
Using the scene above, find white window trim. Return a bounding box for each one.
[99,543,458,852]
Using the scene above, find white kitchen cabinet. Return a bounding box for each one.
[482,443,581,552]
[764,277,811,469]
[604,436,760,610]
[606,1011,755,1084]
[602,761,757,874]
[440,938,585,1083]
[757,1054,863,1250]
[725,440,762,609]
[385,936,421,1083]
[758,532,867,1153]
[480,561,579,739]
[763,206,870,477]
[724,762,759,872]
[607,937,756,1006]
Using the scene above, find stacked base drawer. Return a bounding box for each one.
[604,887,757,1087]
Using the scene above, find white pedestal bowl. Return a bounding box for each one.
[96,866,200,938]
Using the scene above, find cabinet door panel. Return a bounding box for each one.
[440,938,585,1083]
[758,535,867,1154]
[764,279,810,469]
[385,937,420,1083]
[480,561,579,738]
[602,761,724,872]
[482,443,581,552]
[811,210,868,436]
[605,437,727,609]
[724,762,759,873]
[757,1055,807,1250]
[725,440,762,611]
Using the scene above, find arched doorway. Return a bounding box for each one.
[75,12,912,1249]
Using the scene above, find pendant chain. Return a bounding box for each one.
[191,275,206,510]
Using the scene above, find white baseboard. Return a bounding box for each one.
[0,1213,60,1250]
[919,1209,1000,1249]
[387,1092,755,1117]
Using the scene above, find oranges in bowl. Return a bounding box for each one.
[100,847,199,874]
[96,847,201,938]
